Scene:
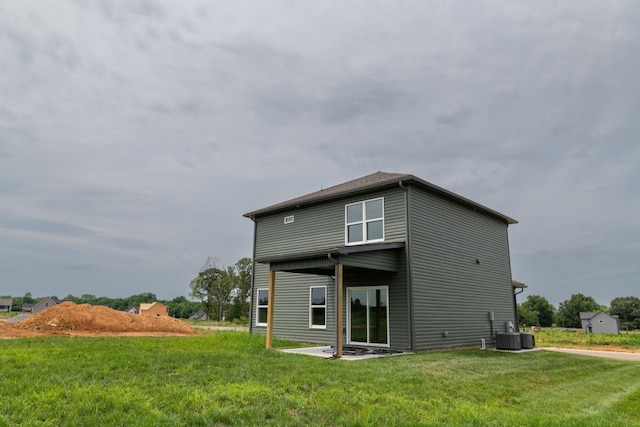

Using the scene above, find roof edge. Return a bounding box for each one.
[244,172,517,225]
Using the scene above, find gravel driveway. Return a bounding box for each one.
[544,347,640,361]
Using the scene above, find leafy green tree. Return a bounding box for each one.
[556,293,601,328]
[22,292,34,304]
[63,294,83,303]
[189,257,234,321]
[520,295,555,327]
[230,257,252,320]
[81,294,97,302]
[126,293,157,308]
[610,296,640,330]
[168,296,201,319]
[517,303,539,327]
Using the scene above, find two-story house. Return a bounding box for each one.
[244,171,518,357]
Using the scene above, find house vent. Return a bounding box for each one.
[284,215,294,224]
[520,333,535,349]
[496,332,521,350]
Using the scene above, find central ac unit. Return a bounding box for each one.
[520,333,535,349]
[496,332,521,350]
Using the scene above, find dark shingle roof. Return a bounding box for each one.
[244,171,517,224]
[244,172,408,217]
[579,311,618,320]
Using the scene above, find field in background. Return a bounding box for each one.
[1,332,639,426]
[186,318,249,327]
[534,329,640,352]
[0,311,18,320]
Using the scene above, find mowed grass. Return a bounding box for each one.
[1,332,639,426]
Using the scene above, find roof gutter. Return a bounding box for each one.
[248,216,257,336]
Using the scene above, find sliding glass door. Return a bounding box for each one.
[347,287,389,346]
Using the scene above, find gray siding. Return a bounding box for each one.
[251,262,336,345]
[250,180,515,352]
[250,187,408,347]
[343,251,409,350]
[408,186,514,350]
[341,250,399,272]
[251,260,410,350]
[254,188,406,260]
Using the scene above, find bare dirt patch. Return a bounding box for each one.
[542,344,640,354]
[0,301,197,338]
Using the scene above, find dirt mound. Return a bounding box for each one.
[0,302,196,338]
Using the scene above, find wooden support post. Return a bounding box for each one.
[336,263,343,358]
[266,269,275,349]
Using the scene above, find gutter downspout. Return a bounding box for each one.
[248,217,257,336]
[399,181,413,351]
[513,286,524,332]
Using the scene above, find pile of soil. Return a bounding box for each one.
[0,302,196,338]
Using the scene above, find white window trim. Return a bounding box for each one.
[309,286,327,329]
[345,197,385,246]
[346,286,390,347]
[255,288,269,327]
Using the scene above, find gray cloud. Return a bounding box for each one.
[1,1,639,305]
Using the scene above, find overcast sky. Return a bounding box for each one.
[1,1,638,307]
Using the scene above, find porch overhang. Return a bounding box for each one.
[258,242,404,358]
[256,242,405,275]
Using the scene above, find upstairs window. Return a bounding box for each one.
[345,198,384,245]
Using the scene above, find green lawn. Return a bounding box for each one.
[0,312,18,320]
[1,332,639,426]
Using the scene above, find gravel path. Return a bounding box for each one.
[544,347,640,361]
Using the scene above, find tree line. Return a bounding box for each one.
[518,293,640,330]
[7,256,638,330]
[2,291,204,320]
[2,257,254,322]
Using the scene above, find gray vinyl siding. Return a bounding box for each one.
[254,188,406,260]
[251,262,335,345]
[341,250,399,272]
[249,180,514,351]
[251,256,409,350]
[250,187,407,347]
[271,257,334,272]
[343,251,409,350]
[408,186,514,350]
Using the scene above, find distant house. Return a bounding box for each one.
[31,297,58,314]
[126,306,139,315]
[139,302,169,317]
[21,303,34,313]
[244,171,519,357]
[0,298,12,312]
[189,309,208,320]
[580,312,620,334]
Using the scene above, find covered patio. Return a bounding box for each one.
[257,242,404,358]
